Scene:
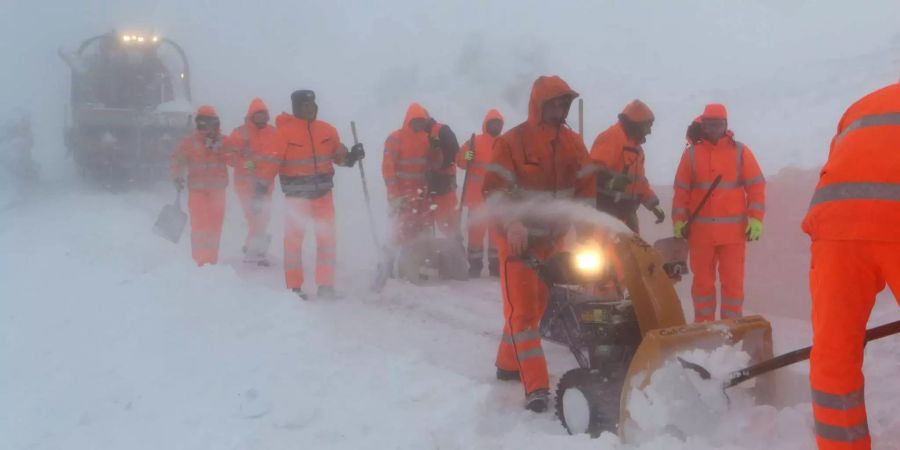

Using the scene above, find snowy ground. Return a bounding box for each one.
[2,170,899,450]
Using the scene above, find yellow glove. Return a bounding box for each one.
[746,217,763,241]
[674,221,687,239]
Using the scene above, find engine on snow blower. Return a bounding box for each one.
[524,249,642,437]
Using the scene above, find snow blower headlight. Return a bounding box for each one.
[572,247,605,278]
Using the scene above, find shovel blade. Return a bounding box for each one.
[153,203,187,243]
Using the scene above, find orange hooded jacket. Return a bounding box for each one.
[802,83,900,242]
[170,105,229,190]
[383,103,443,199]
[224,98,285,188]
[588,121,659,208]
[457,109,504,206]
[672,112,765,245]
[482,76,596,238]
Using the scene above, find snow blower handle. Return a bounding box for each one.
[680,319,900,390]
[351,121,380,251]
[682,174,723,239]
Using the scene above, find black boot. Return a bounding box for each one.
[468,258,483,278]
[525,389,550,413]
[291,288,308,300]
[488,257,500,277]
[496,368,521,381]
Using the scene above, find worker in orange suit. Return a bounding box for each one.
[170,105,230,266]
[383,103,443,245]
[587,99,665,233]
[671,104,766,322]
[224,98,283,266]
[257,90,364,300]
[424,113,461,238]
[457,109,504,277]
[482,75,596,412]
[803,82,900,450]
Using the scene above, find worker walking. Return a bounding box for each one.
[803,82,900,450]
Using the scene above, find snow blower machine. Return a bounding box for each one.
[527,232,775,440]
[59,30,194,187]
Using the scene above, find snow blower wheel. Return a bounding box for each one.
[555,368,622,437]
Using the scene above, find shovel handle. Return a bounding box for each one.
[725,319,900,388]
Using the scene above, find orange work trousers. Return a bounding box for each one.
[187,189,226,266]
[689,241,745,322]
[284,192,337,290]
[234,182,273,254]
[810,240,900,450]
[495,239,554,396]
[466,203,497,263]
[432,191,459,238]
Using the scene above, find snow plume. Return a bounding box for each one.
[475,194,633,235]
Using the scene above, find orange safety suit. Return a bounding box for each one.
[587,101,659,233]
[672,106,765,322]
[426,119,461,237]
[224,98,282,259]
[260,113,350,290]
[482,75,596,397]
[457,109,504,273]
[383,103,444,243]
[802,83,900,450]
[170,106,229,266]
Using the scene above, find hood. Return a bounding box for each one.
[245,98,268,119]
[403,103,429,130]
[527,75,578,126]
[482,109,504,134]
[196,104,218,118]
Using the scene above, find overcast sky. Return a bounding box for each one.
[2,0,898,180]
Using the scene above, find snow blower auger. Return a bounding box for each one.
[525,232,773,439]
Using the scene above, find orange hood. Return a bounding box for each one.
[403,103,429,131]
[245,98,268,119]
[482,109,504,134]
[527,75,579,127]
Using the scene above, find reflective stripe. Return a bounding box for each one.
[397,158,427,165]
[810,182,900,207]
[748,202,765,212]
[694,180,744,189]
[502,329,541,344]
[835,112,900,144]
[576,162,602,179]
[674,181,691,190]
[693,294,715,303]
[815,420,869,443]
[721,309,742,319]
[694,307,716,317]
[744,175,765,186]
[516,347,545,362]
[812,387,865,411]
[188,180,228,190]
[721,297,743,306]
[251,154,282,164]
[693,215,746,224]
[396,172,426,180]
[485,163,516,183]
[188,162,227,170]
[283,155,333,166]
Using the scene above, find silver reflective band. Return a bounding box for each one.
[516,347,545,361]
[693,294,715,303]
[748,202,765,211]
[812,387,865,411]
[810,182,900,207]
[814,420,869,443]
[721,297,743,306]
[485,163,516,183]
[502,329,541,344]
[744,175,765,186]
[675,181,691,190]
[397,158,427,165]
[694,180,743,189]
[695,307,716,317]
[835,112,900,144]
[722,309,742,318]
[693,215,747,224]
[396,172,426,180]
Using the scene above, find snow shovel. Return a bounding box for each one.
[678,319,900,396]
[350,121,390,292]
[652,174,722,280]
[153,188,187,243]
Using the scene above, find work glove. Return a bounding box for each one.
[350,143,365,162]
[651,204,666,224]
[746,217,763,241]
[673,220,687,239]
[243,159,256,170]
[506,221,529,256]
[464,149,475,162]
[606,172,634,192]
[174,176,185,192]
